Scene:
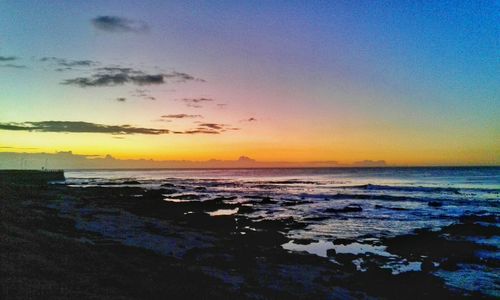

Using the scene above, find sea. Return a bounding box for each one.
[63,167,499,295]
[65,167,499,239]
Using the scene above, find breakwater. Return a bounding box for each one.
[0,169,65,184]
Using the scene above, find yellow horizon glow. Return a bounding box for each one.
[1,129,498,166]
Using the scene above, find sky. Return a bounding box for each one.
[0,0,499,166]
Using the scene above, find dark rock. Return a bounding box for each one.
[421,259,435,272]
[158,188,177,194]
[440,258,458,271]
[326,248,336,257]
[260,197,276,204]
[333,238,356,245]
[293,238,317,245]
[122,180,141,185]
[383,226,494,266]
[303,216,329,221]
[428,201,442,207]
[459,214,498,224]
[441,222,500,238]
[238,205,254,214]
[210,196,237,202]
[170,194,202,201]
[326,204,362,213]
[281,200,313,207]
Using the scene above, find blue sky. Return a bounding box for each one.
[0,1,498,165]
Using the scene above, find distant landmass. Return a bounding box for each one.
[0,151,386,169]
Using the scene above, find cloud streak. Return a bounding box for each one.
[181,97,214,108]
[173,122,239,134]
[0,121,239,135]
[91,16,149,33]
[161,114,202,119]
[0,64,27,69]
[0,121,169,135]
[0,56,17,61]
[39,57,99,71]
[62,67,203,87]
[241,117,257,122]
[131,89,156,100]
[40,57,98,67]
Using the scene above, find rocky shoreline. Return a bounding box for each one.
[1,174,498,299]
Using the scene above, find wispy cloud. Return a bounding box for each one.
[0,56,26,68]
[40,57,98,67]
[40,57,99,71]
[0,146,38,150]
[91,16,149,33]
[0,121,170,135]
[181,97,214,108]
[0,64,27,69]
[195,122,240,132]
[62,67,203,88]
[241,117,257,122]
[164,71,205,83]
[0,56,17,61]
[131,89,156,100]
[198,123,224,130]
[161,114,202,119]
[0,121,239,135]
[174,129,220,134]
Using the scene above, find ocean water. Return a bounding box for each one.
[65,167,499,242]
[63,167,499,295]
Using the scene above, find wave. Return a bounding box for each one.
[333,184,499,194]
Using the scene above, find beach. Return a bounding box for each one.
[1,168,498,299]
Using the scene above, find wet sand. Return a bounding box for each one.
[1,172,497,299]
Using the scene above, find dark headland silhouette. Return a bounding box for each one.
[0,151,386,169]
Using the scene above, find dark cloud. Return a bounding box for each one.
[40,57,99,68]
[131,89,155,100]
[176,129,220,134]
[63,74,129,87]
[196,123,240,132]
[0,121,169,135]
[0,56,17,61]
[241,117,257,122]
[161,114,202,119]
[0,121,240,135]
[181,97,214,108]
[62,67,202,88]
[198,123,224,130]
[0,64,27,69]
[92,16,149,33]
[165,72,206,83]
[169,121,239,135]
[132,74,164,85]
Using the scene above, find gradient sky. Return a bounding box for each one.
[0,0,498,166]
